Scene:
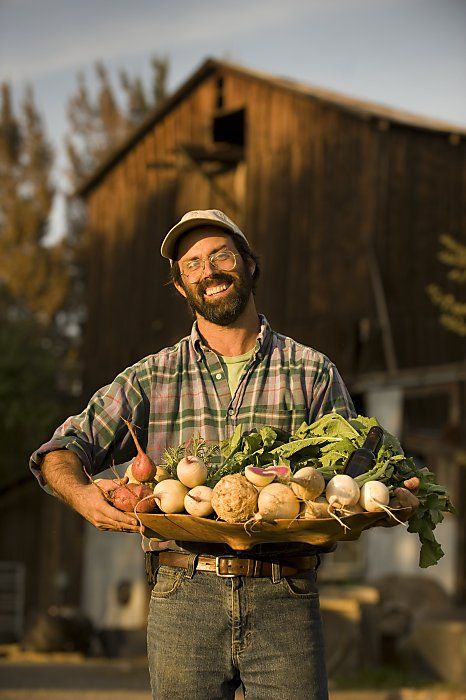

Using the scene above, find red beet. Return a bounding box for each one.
[112,483,157,513]
[122,418,157,482]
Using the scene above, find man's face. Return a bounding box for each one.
[174,228,255,326]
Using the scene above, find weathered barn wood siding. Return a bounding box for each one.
[81,64,466,395]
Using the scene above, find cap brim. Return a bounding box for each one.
[161,218,238,260]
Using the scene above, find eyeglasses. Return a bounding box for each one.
[180,249,240,282]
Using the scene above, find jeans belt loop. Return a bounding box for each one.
[271,562,281,583]
[186,553,197,579]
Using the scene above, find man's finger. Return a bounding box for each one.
[403,476,420,491]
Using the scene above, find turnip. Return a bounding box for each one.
[290,467,325,501]
[340,501,364,515]
[211,474,258,523]
[244,466,276,487]
[300,496,330,520]
[325,474,360,530]
[326,474,360,507]
[176,455,208,488]
[359,480,406,525]
[257,483,300,521]
[153,479,188,513]
[122,418,157,483]
[184,485,214,517]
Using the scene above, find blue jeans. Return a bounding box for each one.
[147,560,328,699]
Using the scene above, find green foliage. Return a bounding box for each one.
[0,318,65,488]
[0,82,78,489]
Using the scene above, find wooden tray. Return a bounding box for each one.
[138,508,410,550]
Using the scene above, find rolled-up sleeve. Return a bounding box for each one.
[30,365,149,487]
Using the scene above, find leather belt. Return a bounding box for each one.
[157,551,317,578]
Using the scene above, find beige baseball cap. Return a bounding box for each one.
[160,209,250,260]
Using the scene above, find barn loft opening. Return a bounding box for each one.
[213,108,246,148]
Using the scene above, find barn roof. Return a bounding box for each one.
[77,57,466,197]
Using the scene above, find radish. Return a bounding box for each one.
[176,456,208,488]
[153,479,188,513]
[211,474,258,523]
[184,485,214,517]
[122,418,157,483]
[244,466,276,487]
[264,464,291,481]
[325,474,360,530]
[257,483,300,521]
[359,481,406,525]
[290,467,325,501]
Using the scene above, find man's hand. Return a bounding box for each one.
[72,479,141,533]
[41,450,140,533]
[383,476,420,527]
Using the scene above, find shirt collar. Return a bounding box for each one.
[190,314,272,361]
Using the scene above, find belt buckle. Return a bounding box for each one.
[215,555,237,578]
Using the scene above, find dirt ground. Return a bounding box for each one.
[1,651,465,700]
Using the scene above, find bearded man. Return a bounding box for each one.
[31,210,418,700]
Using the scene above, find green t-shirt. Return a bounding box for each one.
[218,347,255,397]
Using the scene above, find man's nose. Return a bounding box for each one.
[201,257,215,277]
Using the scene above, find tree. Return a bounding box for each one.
[0,83,70,324]
[0,82,76,486]
[427,235,466,337]
[65,56,169,187]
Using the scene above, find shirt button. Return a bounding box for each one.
[228,409,234,416]
[215,373,222,380]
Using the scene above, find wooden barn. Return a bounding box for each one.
[13,58,466,641]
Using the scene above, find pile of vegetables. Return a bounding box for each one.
[106,413,454,568]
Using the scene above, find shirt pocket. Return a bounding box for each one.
[247,407,309,435]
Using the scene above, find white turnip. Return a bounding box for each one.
[325,474,360,530]
[360,480,406,525]
[300,497,330,520]
[184,485,213,517]
[257,483,300,521]
[176,455,208,488]
[153,479,188,513]
[290,467,325,501]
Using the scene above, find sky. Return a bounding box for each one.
[1,0,465,219]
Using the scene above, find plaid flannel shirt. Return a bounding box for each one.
[31,315,355,483]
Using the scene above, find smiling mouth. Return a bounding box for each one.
[204,283,232,297]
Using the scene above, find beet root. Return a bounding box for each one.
[122,418,157,482]
[111,483,157,513]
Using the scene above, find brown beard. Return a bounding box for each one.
[181,268,253,326]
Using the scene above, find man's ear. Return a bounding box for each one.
[247,257,256,277]
[174,280,187,299]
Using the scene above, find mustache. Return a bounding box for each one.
[197,273,235,295]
